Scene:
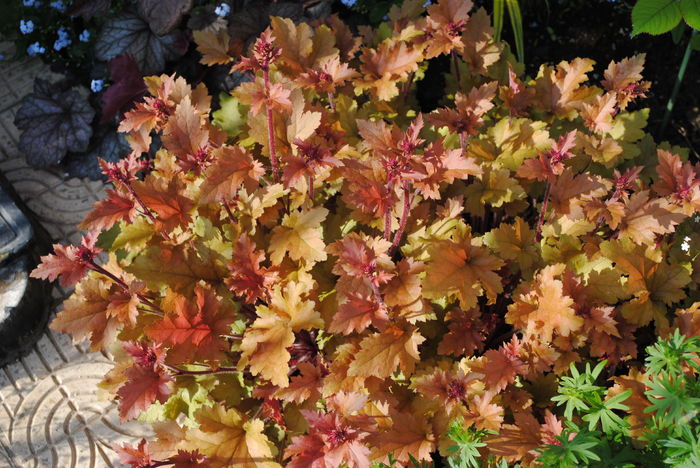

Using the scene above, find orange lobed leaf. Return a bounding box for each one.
[413,139,482,199]
[117,363,173,422]
[193,26,234,66]
[79,189,136,232]
[357,40,424,100]
[146,285,236,364]
[132,175,195,232]
[30,232,101,287]
[653,149,700,214]
[268,206,329,266]
[199,145,265,203]
[459,8,501,74]
[535,57,596,118]
[226,234,279,304]
[183,406,279,468]
[369,409,435,465]
[580,92,618,134]
[423,0,473,57]
[616,190,685,246]
[49,274,121,351]
[423,223,504,309]
[500,64,535,117]
[273,361,323,404]
[602,54,650,109]
[438,308,488,356]
[330,290,389,335]
[506,264,583,343]
[347,323,425,379]
[239,281,322,387]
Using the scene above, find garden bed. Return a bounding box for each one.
[5,0,700,467]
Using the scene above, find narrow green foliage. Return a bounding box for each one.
[445,420,490,468]
[536,425,602,467]
[535,333,700,467]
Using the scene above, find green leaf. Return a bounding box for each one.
[112,217,154,250]
[644,375,700,426]
[671,21,688,43]
[631,0,683,36]
[609,109,650,142]
[692,31,700,50]
[681,0,700,30]
[506,0,525,63]
[493,0,505,42]
[97,223,121,250]
[212,93,247,139]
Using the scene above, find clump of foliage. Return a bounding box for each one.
[534,330,700,467]
[7,0,332,177]
[31,0,700,466]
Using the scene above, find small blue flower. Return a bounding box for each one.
[340,0,357,6]
[27,42,45,56]
[90,79,104,93]
[49,0,66,11]
[79,29,90,42]
[23,0,37,6]
[214,3,231,17]
[423,0,431,7]
[53,28,72,51]
[19,19,34,35]
[53,39,70,51]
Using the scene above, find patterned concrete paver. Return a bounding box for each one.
[0,45,149,467]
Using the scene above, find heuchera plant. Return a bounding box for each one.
[31,0,700,466]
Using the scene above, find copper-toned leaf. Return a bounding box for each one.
[79,189,136,231]
[183,406,280,468]
[347,324,425,379]
[423,224,504,309]
[117,363,173,422]
[200,146,265,203]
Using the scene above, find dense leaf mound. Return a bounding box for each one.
[32,0,700,466]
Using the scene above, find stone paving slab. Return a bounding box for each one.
[0,44,149,467]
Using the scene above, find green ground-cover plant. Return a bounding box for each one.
[30,0,700,466]
[534,330,700,467]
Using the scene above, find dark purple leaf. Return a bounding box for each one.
[63,125,130,180]
[68,0,112,19]
[228,1,304,44]
[14,79,95,168]
[95,11,186,75]
[101,54,147,123]
[137,0,193,36]
[187,5,219,31]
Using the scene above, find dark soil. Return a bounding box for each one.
[507,0,700,158]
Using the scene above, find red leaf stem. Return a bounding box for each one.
[389,181,411,255]
[535,180,552,242]
[263,68,280,183]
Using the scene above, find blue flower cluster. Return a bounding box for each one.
[90,79,104,93]
[53,27,71,51]
[27,42,45,56]
[23,0,39,6]
[49,0,66,12]
[214,3,231,17]
[340,0,357,6]
[79,29,90,42]
[19,19,34,35]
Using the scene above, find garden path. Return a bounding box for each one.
[0,44,150,467]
